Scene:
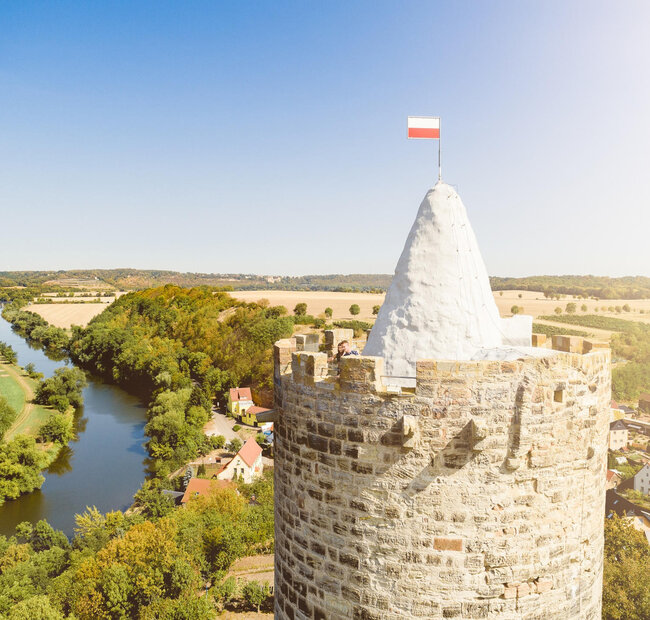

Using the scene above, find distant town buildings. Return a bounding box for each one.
[609,420,629,451]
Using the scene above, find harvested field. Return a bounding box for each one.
[492,290,650,321]
[232,291,385,321]
[42,277,113,289]
[232,290,650,324]
[28,303,109,328]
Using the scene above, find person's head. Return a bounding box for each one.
[337,340,351,354]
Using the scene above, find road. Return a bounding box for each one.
[203,408,238,441]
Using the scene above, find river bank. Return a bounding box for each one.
[0,314,148,537]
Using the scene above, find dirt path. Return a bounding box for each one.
[2,362,35,437]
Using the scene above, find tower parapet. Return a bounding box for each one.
[273,338,610,619]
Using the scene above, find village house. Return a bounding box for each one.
[609,419,629,451]
[241,405,271,427]
[180,478,236,505]
[216,437,263,484]
[606,470,622,490]
[227,387,254,416]
[632,464,650,496]
[606,488,650,544]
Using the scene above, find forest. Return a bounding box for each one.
[490,275,650,300]
[0,472,274,618]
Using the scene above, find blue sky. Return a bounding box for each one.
[1,1,649,276]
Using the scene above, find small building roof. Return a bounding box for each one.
[246,405,270,416]
[610,420,628,431]
[237,437,263,468]
[181,477,236,504]
[639,393,650,402]
[229,387,253,402]
[606,470,621,482]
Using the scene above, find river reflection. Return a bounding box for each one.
[0,314,147,537]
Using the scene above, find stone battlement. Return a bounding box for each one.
[273,335,610,619]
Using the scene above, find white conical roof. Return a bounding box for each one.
[363,181,505,376]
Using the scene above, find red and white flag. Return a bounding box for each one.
[407,116,440,139]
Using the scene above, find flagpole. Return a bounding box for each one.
[438,117,442,182]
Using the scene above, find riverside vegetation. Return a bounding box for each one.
[0,336,86,506]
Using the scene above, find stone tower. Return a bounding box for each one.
[273,183,610,619]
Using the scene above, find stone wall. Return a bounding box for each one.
[273,338,610,619]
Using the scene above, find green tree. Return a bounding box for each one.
[555,307,562,315]
[372,305,381,315]
[565,302,577,314]
[39,413,74,444]
[324,307,333,318]
[349,304,360,316]
[293,303,307,316]
[581,304,588,312]
[34,367,87,411]
[242,580,270,612]
[227,438,242,453]
[510,305,520,315]
[211,435,226,449]
[602,513,650,619]
[0,395,17,439]
[8,596,64,620]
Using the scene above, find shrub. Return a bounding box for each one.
[349,304,360,316]
[324,307,333,318]
[293,303,307,316]
[232,424,241,432]
[372,305,381,315]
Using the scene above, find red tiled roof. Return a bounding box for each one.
[229,387,252,402]
[237,437,263,468]
[181,477,235,503]
[611,400,619,409]
[606,470,620,482]
[246,405,270,417]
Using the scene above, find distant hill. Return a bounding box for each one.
[2,270,650,299]
[489,275,650,300]
[0,270,393,293]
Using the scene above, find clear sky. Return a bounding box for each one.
[1,1,649,277]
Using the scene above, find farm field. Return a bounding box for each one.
[26,288,650,330]
[232,289,650,323]
[232,290,385,321]
[28,303,109,328]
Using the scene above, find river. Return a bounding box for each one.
[0,314,147,537]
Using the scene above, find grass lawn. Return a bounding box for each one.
[0,365,26,413]
[7,403,52,439]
